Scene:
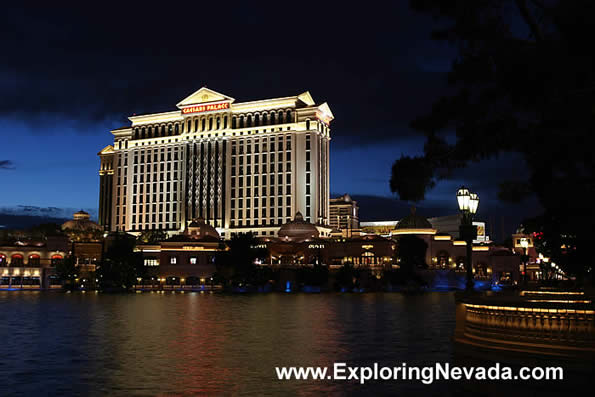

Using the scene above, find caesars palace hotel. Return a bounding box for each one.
[98,87,332,238]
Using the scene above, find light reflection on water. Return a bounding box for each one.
[0,291,582,395]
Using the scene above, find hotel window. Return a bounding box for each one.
[209,118,213,130]
[306,120,310,130]
[224,116,228,129]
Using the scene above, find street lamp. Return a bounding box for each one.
[520,237,529,286]
[457,186,479,292]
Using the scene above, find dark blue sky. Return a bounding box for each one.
[0,2,539,239]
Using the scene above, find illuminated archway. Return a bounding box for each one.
[51,254,63,266]
[11,254,23,266]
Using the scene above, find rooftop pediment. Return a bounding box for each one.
[98,145,114,156]
[176,87,235,109]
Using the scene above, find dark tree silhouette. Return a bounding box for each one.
[391,0,595,279]
[97,233,144,290]
[215,233,270,287]
[397,235,428,273]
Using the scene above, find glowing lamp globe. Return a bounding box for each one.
[469,193,479,214]
[456,187,470,212]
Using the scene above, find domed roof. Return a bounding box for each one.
[73,210,90,220]
[396,207,433,230]
[278,212,319,241]
[62,211,102,231]
[185,218,220,240]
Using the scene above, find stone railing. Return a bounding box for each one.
[454,290,595,358]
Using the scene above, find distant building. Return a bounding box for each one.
[361,213,490,243]
[98,87,333,239]
[135,218,224,287]
[361,208,519,284]
[62,210,104,269]
[261,214,394,270]
[0,237,68,290]
[329,194,359,237]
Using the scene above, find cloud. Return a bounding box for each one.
[0,2,456,144]
[0,160,14,170]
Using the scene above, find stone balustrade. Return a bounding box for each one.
[455,290,595,358]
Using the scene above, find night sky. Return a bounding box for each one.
[0,2,539,240]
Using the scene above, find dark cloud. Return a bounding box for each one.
[0,160,15,170]
[0,2,455,144]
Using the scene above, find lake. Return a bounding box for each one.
[0,291,583,396]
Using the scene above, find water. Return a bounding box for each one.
[0,291,584,396]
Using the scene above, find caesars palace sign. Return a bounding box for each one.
[181,102,230,115]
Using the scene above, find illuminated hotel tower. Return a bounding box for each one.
[98,87,333,238]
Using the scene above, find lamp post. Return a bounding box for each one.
[457,187,479,292]
[520,237,529,286]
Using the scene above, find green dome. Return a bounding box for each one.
[396,207,432,230]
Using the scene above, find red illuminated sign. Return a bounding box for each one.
[182,102,230,115]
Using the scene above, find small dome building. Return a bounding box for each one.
[392,207,436,236]
[61,211,102,232]
[278,212,320,242]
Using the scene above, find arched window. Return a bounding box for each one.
[270,112,276,125]
[175,124,179,134]
[224,116,228,129]
[28,254,40,266]
[239,116,244,128]
[51,255,63,266]
[254,114,260,126]
[216,117,221,130]
[141,128,145,139]
[201,118,206,131]
[286,110,292,123]
[187,120,191,132]
[306,119,310,130]
[262,113,268,125]
[247,115,252,127]
[194,119,198,132]
[209,118,213,130]
[11,254,23,266]
[232,117,236,129]
[278,110,284,124]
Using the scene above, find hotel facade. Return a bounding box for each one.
[99,87,333,238]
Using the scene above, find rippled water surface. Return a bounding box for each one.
[0,291,582,396]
